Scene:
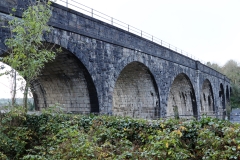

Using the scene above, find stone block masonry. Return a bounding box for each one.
[0,0,231,119]
[113,62,159,119]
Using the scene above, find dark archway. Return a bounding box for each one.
[113,61,160,119]
[226,85,230,104]
[167,73,197,118]
[230,87,232,96]
[31,46,99,113]
[200,79,215,116]
[219,83,225,117]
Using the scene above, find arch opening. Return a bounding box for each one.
[113,62,160,119]
[0,62,31,107]
[226,85,230,104]
[167,73,197,119]
[219,83,225,118]
[230,87,232,97]
[30,46,99,113]
[200,79,215,117]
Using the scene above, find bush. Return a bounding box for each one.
[1,110,240,159]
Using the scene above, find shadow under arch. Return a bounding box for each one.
[219,83,225,117]
[30,44,99,113]
[167,73,198,118]
[226,85,230,104]
[200,79,215,116]
[112,61,160,119]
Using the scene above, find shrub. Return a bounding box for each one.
[1,110,240,159]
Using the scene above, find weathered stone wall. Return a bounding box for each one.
[167,73,197,118]
[200,79,214,115]
[218,83,226,115]
[0,0,231,119]
[30,48,99,113]
[226,85,230,103]
[113,62,159,119]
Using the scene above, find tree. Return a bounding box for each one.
[230,84,240,108]
[222,60,240,85]
[206,62,223,73]
[222,60,240,108]
[10,69,16,106]
[0,64,17,107]
[207,60,240,108]
[0,0,60,111]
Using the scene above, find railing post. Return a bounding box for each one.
[52,0,206,63]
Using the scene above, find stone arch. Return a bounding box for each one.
[167,73,197,118]
[226,85,230,104]
[112,61,160,119]
[219,83,225,117]
[43,29,96,86]
[30,45,99,113]
[200,79,215,116]
[230,87,233,97]
[112,53,159,84]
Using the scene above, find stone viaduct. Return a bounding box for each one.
[0,0,230,119]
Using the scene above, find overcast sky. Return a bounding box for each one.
[63,0,240,66]
[1,0,240,98]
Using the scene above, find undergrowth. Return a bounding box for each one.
[1,106,240,159]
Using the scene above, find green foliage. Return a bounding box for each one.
[0,98,34,108]
[3,1,55,81]
[1,111,240,160]
[1,0,61,110]
[206,62,223,73]
[231,84,240,108]
[195,117,240,159]
[223,60,240,85]
[207,60,240,108]
[0,106,31,159]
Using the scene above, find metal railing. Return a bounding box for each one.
[51,0,206,64]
